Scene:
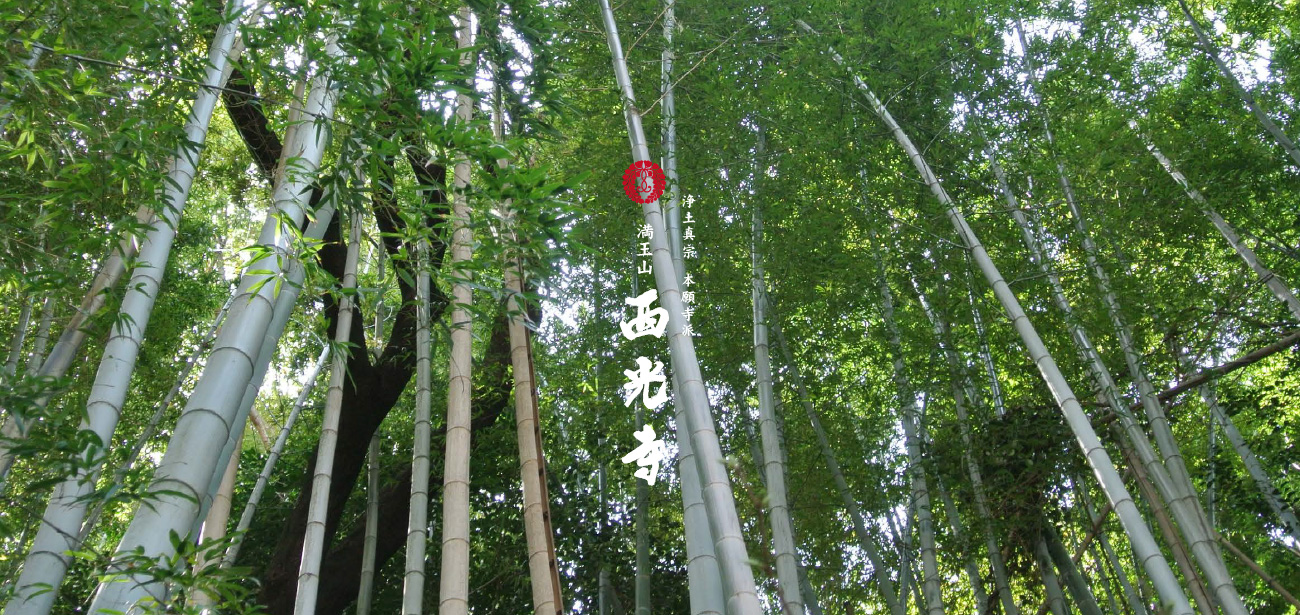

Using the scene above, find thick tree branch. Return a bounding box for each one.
[258,144,453,615]
[222,65,283,182]
[261,315,514,615]
[1093,329,1300,426]
[1157,329,1300,403]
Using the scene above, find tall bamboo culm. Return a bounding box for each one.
[293,207,362,615]
[81,296,234,543]
[599,2,763,612]
[870,232,945,615]
[357,434,381,615]
[795,18,1194,615]
[751,170,805,615]
[401,232,433,614]
[911,283,1020,615]
[506,256,564,615]
[87,33,343,614]
[659,1,725,611]
[4,8,245,611]
[496,106,565,613]
[768,314,905,615]
[224,346,330,567]
[439,9,476,615]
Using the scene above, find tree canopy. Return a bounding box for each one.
[0,0,1298,614]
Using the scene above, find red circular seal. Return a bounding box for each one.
[623,160,666,204]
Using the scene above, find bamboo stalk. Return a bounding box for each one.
[293,208,362,615]
[1215,534,1300,609]
[7,9,248,610]
[357,434,381,615]
[438,9,477,615]
[599,3,762,612]
[797,18,1193,615]
[751,135,805,615]
[222,345,330,567]
[87,32,344,613]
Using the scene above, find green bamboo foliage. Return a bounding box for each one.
[795,18,1194,615]
[1174,0,1300,167]
[1133,123,1300,321]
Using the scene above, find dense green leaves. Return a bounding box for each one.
[2,0,1299,613]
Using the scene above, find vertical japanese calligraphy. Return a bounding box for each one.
[618,256,670,485]
[618,163,694,487]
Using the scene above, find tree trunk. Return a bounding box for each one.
[1088,541,1126,615]
[657,2,724,610]
[769,318,905,615]
[293,206,362,615]
[505,234,564,615]
[253,140,451,615]
[935,477,989,614]
[751,146,805,615]
[797,563,824,615]
[223,346,330,566]
[493,92,565,615]
[1042,523,1104,615]
[401,235,433,615]
[796,19,1193,615]
[967,279,1007,419]
[356,434,380,615]
[601,3,762,612]
[0,295,35,481]
[661,0,682,288]
[36,201,152,385]
[197,188,338,528]
[1119,433,1216,615]
[438,9,476,615]
[635,405,652,615]
[1216,535,1300,609]
[1078,488,1147,615]
[1175,0,1300,167]
[598,450,611,615]
[86,32,343,614]
[6,9,245,611]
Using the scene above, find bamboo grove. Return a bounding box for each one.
[0,0,1298,613]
